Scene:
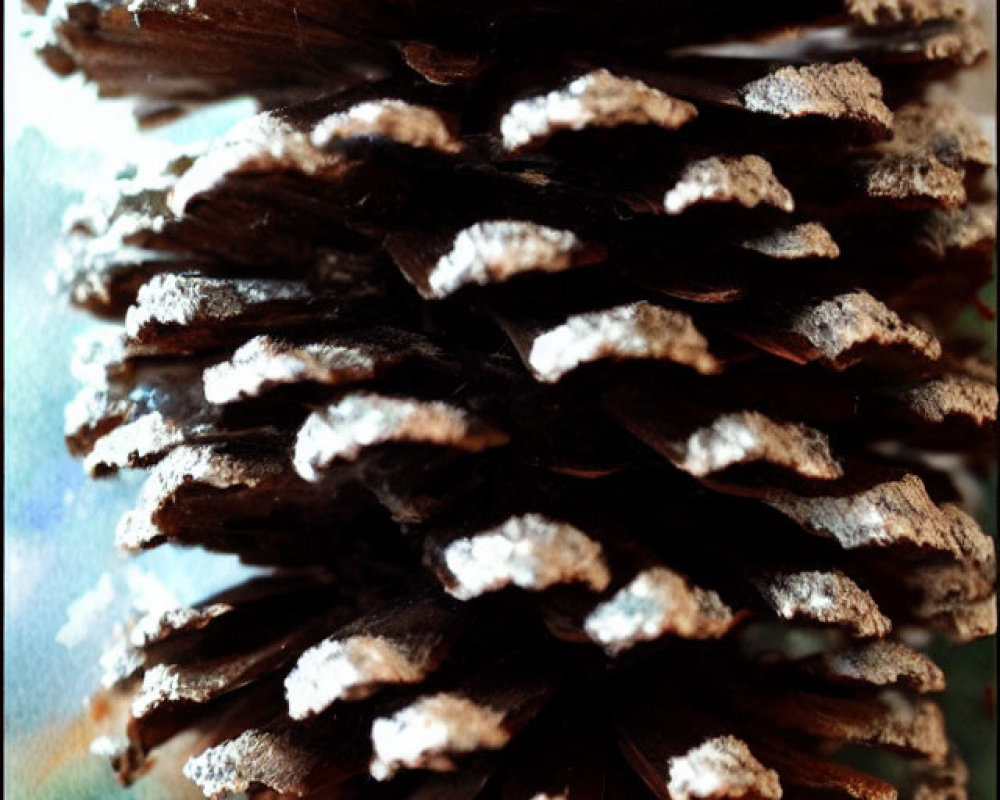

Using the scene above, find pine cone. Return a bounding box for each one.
[36,0,997,798]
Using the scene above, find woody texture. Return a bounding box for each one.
[31,0,998,798]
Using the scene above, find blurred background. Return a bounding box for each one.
[3,1,997,798]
